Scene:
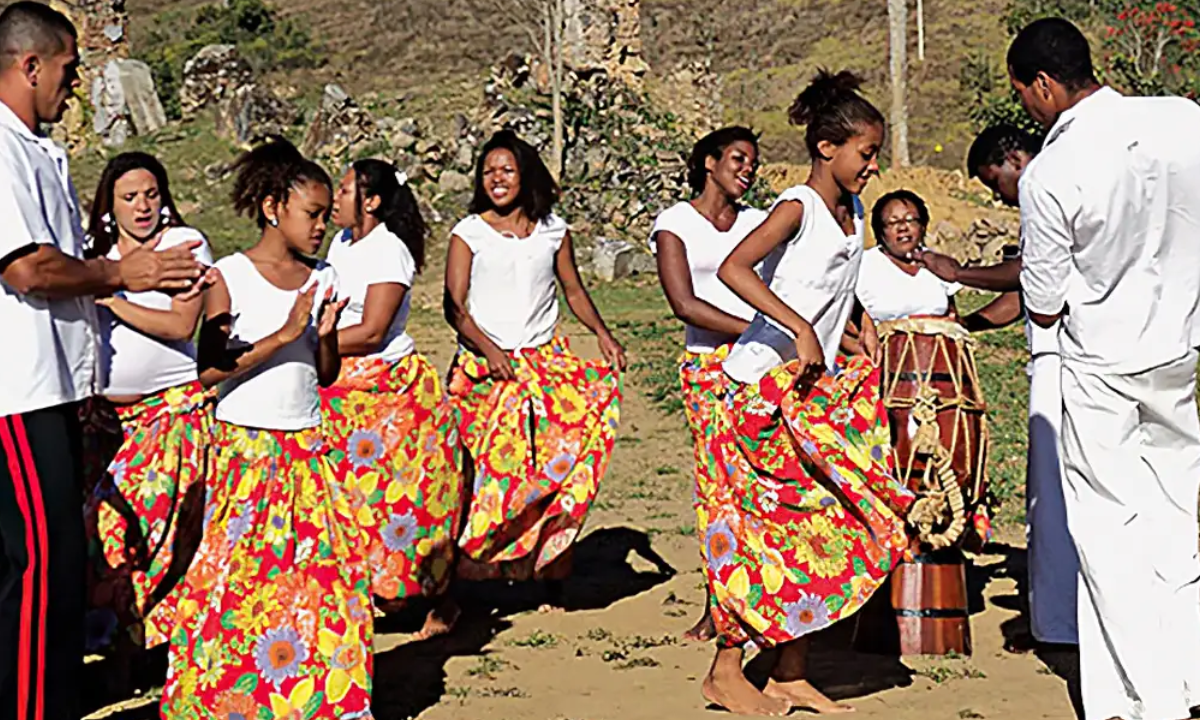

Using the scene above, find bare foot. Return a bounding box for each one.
[765,679,854,714]
[537,603,565,614]
[414,598,461,641]
[703,670,791,716]
[684,610,717,643]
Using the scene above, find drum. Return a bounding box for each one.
[872,316,989,656]
[878,316,989,550]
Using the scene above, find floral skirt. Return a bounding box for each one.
[708,356,914,648]
[321,354,465,600]
[81,382,212,651]
[160,423,373,719]
[679,346,736,577]
[447,337,622,581]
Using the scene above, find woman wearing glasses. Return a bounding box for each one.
[854,190,961,322]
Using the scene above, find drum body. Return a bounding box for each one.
[879,316,989,549]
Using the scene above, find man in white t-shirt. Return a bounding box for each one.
[0,5,202,719]
[916,125,1080,654]
[1012,18,1200,720]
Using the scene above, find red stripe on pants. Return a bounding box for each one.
[0,418,36,720]
[11,416,46,720]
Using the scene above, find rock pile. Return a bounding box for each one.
[925,217,1018,266]
[301,84,384,162]
[181,45,299,145]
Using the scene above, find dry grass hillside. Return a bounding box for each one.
[126,0,1014,168]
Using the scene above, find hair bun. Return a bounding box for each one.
[788,69,866,127]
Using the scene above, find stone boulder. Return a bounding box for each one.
[180,45,253,117]
[91,59,168,146]
[180,45,298,145]
[301,84,383,161]
[589,238,657,281]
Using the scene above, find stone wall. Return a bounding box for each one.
[49,0,129,150]
[562,0,648,85]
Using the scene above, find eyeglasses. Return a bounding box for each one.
[883,216,924,230]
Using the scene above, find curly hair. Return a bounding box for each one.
[230,136,332,228]
[685,126,759,196]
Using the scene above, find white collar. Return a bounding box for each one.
[0,99,39,142]
[1043,86,1122,148]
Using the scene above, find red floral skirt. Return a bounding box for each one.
[321,353,465,600]
[160,423,373,718]
[708,356,914,648]
[447,337,622,581]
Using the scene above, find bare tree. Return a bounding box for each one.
[503,0,567,181]
[916,0,925,61]
[888,0,911,167]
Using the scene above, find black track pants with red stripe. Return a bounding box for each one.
[0,404,84,720]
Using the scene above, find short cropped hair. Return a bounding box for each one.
[1007,18,1096,91]
[966,125,1041,178]
[0,2,77,65]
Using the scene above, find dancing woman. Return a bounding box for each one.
[705,70,915,715]
[160,138,373,716]
[321,159,464,638]
[444,130,624,600]
[84,153,215,670]
[649,127,765,642]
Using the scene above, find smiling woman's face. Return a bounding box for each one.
[878,198,926,258]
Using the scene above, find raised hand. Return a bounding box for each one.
[278,285,317,344]
[175,266,221,303]
[118,235,204,292]
[316,287,348,338]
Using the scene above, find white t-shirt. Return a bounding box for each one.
[452,213,567,351]
[1020,87,1200,373]
[214,253,339,431]
[326,224,417,362]
[649,202,766,353]
[0,101,98,416]
[99,227,214,396]
[855,246,960,322]
[724,185,865,384]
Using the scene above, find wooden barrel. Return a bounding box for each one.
[891,549,971,656]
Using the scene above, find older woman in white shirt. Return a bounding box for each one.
[855,190,960,324]
[444,130,624,604]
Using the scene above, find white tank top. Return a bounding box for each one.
[99,226,213,396]
[326,225,417,362]
[649,202,767,353]
[723,185,865,384]
[452,213,567,351]
[213,253,340,431]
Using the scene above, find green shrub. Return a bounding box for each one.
[135,0,324,119]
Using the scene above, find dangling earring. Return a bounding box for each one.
[268,217,279,227]
[160,206,172,221]
[101,212,115,235]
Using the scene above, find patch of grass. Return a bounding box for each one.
[914,658,988,684]
[507,629,559,649]
[615,657,661,670]
[584,628,613,643]
[654,465,680,476]
[958,710,986,719]
[465,655,510,680]
[621,634,678,650]
[446,686,471,702]
[478,687,528,698]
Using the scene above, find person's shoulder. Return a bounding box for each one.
[773,184,815,206]
[159,225,208,249]
[213,252,245,271]
[450,214,484,237]
[651,201,695,235]
[737,205,769,224]
[539,213,569,234]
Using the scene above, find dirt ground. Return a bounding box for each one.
[82,264,1077,720]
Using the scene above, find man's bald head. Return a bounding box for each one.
[0,2,77,68]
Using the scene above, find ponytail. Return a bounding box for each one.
[352,158,427,271]
[787,69,884,159]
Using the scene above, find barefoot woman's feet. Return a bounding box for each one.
[414,597,461,640]
[684,609,717,643]
[703,669,790,716]
[764,679,854,714]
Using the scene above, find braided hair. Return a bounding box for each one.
[230,136,332,228]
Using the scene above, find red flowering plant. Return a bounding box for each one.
[1103,1,1200,97]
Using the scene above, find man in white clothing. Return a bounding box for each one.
[918,124,1080,653]
[0,5,202,719]
[1011,17,1200,720]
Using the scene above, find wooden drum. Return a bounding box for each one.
[873,316,989,656]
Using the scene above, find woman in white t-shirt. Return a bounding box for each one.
[444,130,624,603]
[852,189,960,330]
[649,126,766,644]
[81,152,219,662]
[321,158,464,639]
[703,71,915,716]
[160,139,374,717]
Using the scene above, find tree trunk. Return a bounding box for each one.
[550,0,565,182]
[916,0,925,61]
[888,0,911,167]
